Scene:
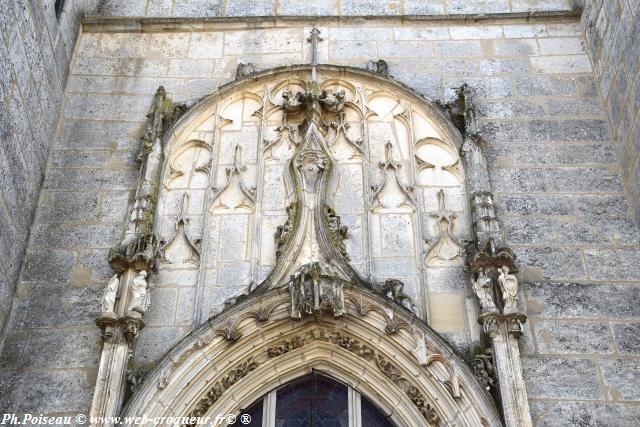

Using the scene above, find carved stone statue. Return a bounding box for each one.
[366,59,389,76]
[289,262,345,319]
[380,279,414,311]
[472,268,496,312]
[101,274,119,315]
[497,266,518,312]
[127,270,152,316]
[236,62,256,79]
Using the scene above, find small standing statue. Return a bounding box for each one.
[289,276,305,319]
[127,270,152,316]
[473,268,496,312]
[497,266,518,313]
[101,274,119,315]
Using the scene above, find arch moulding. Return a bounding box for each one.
[93,64,523,427]
[122,286,502,426]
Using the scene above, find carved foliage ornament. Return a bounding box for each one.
[183,328,441,426]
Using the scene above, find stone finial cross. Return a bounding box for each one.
[307,28,323,81]
[307,28,323,66]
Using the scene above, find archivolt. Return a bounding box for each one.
[122,286,501,426]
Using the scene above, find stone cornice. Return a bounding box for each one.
[82,10,582,33]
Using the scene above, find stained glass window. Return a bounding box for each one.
[240,373,396,427]
[275,374,349,427]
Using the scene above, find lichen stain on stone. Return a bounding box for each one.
[70,265,95,287]
[605,385,622,402]
[526,297,545,313]
[521,266,544,283]
[539,330,553,344]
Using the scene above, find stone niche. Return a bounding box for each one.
[152,67,475,352]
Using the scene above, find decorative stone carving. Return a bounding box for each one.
[446,81,531,426]
[109,86,181,273]
[160,194,201,265]
[275,202,296,259]
[425,189,462,266]
[256,68,365,291]
[166,140,212,189]
[184,327,442,426]
[213,318,243,342]
[288,262,345,319]
[328,111,363,160]
[127,270,152,317]
[101,274,119,316]
[264,123,299,161]
[371,142,414,211]
[210,145,256,212]
[94,87,181,427]
[472,348,496,392]
[139,86,173,160]
[366,59,389,77]
[497,266,518,313]
[378,278,414,311]
[236,62,256,79]
[325,206,350,261]
[472,268,496,313]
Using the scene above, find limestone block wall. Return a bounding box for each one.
[1,10,639,427]
[581,0,640,224]
[95,0,577,17]
[0,0,100,332]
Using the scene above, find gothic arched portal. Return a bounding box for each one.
[120,65,501,426]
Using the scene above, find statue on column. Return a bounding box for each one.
[127,270,152,316]
[497,266,518,313]
[101,274,119,316]
[473,268,496,312]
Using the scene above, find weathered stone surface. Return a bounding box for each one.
[545,167,624,193]
[0,330,27,370]
[503,216,559,245]
[489,168,547,192]
[135,327,188,364]
[612,323,640,354]
[528,119,609,142]
[18,371,94,413]
[522,357,603,400]
[600,359,640,401]
[498,194,574,216]
[144,288,179,326]
[31,223,122,249]
[22,250,77,283]
[22,329,101,369]
[591,403,640,427]
[554,143,617,164]
[533,320,614,354]
[526,283,640,319]
[584,249,640,281]
[529,401,594,427]
[279,0,337,14]
[15,284,102,328]
[0,372,23,411]
[340,0,401,15]
[226,0,273,16]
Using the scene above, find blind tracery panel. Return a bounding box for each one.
[156,71,470,328]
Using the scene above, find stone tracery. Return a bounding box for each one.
[91,63,527,427]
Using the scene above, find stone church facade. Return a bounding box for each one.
[1,0,640,426]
